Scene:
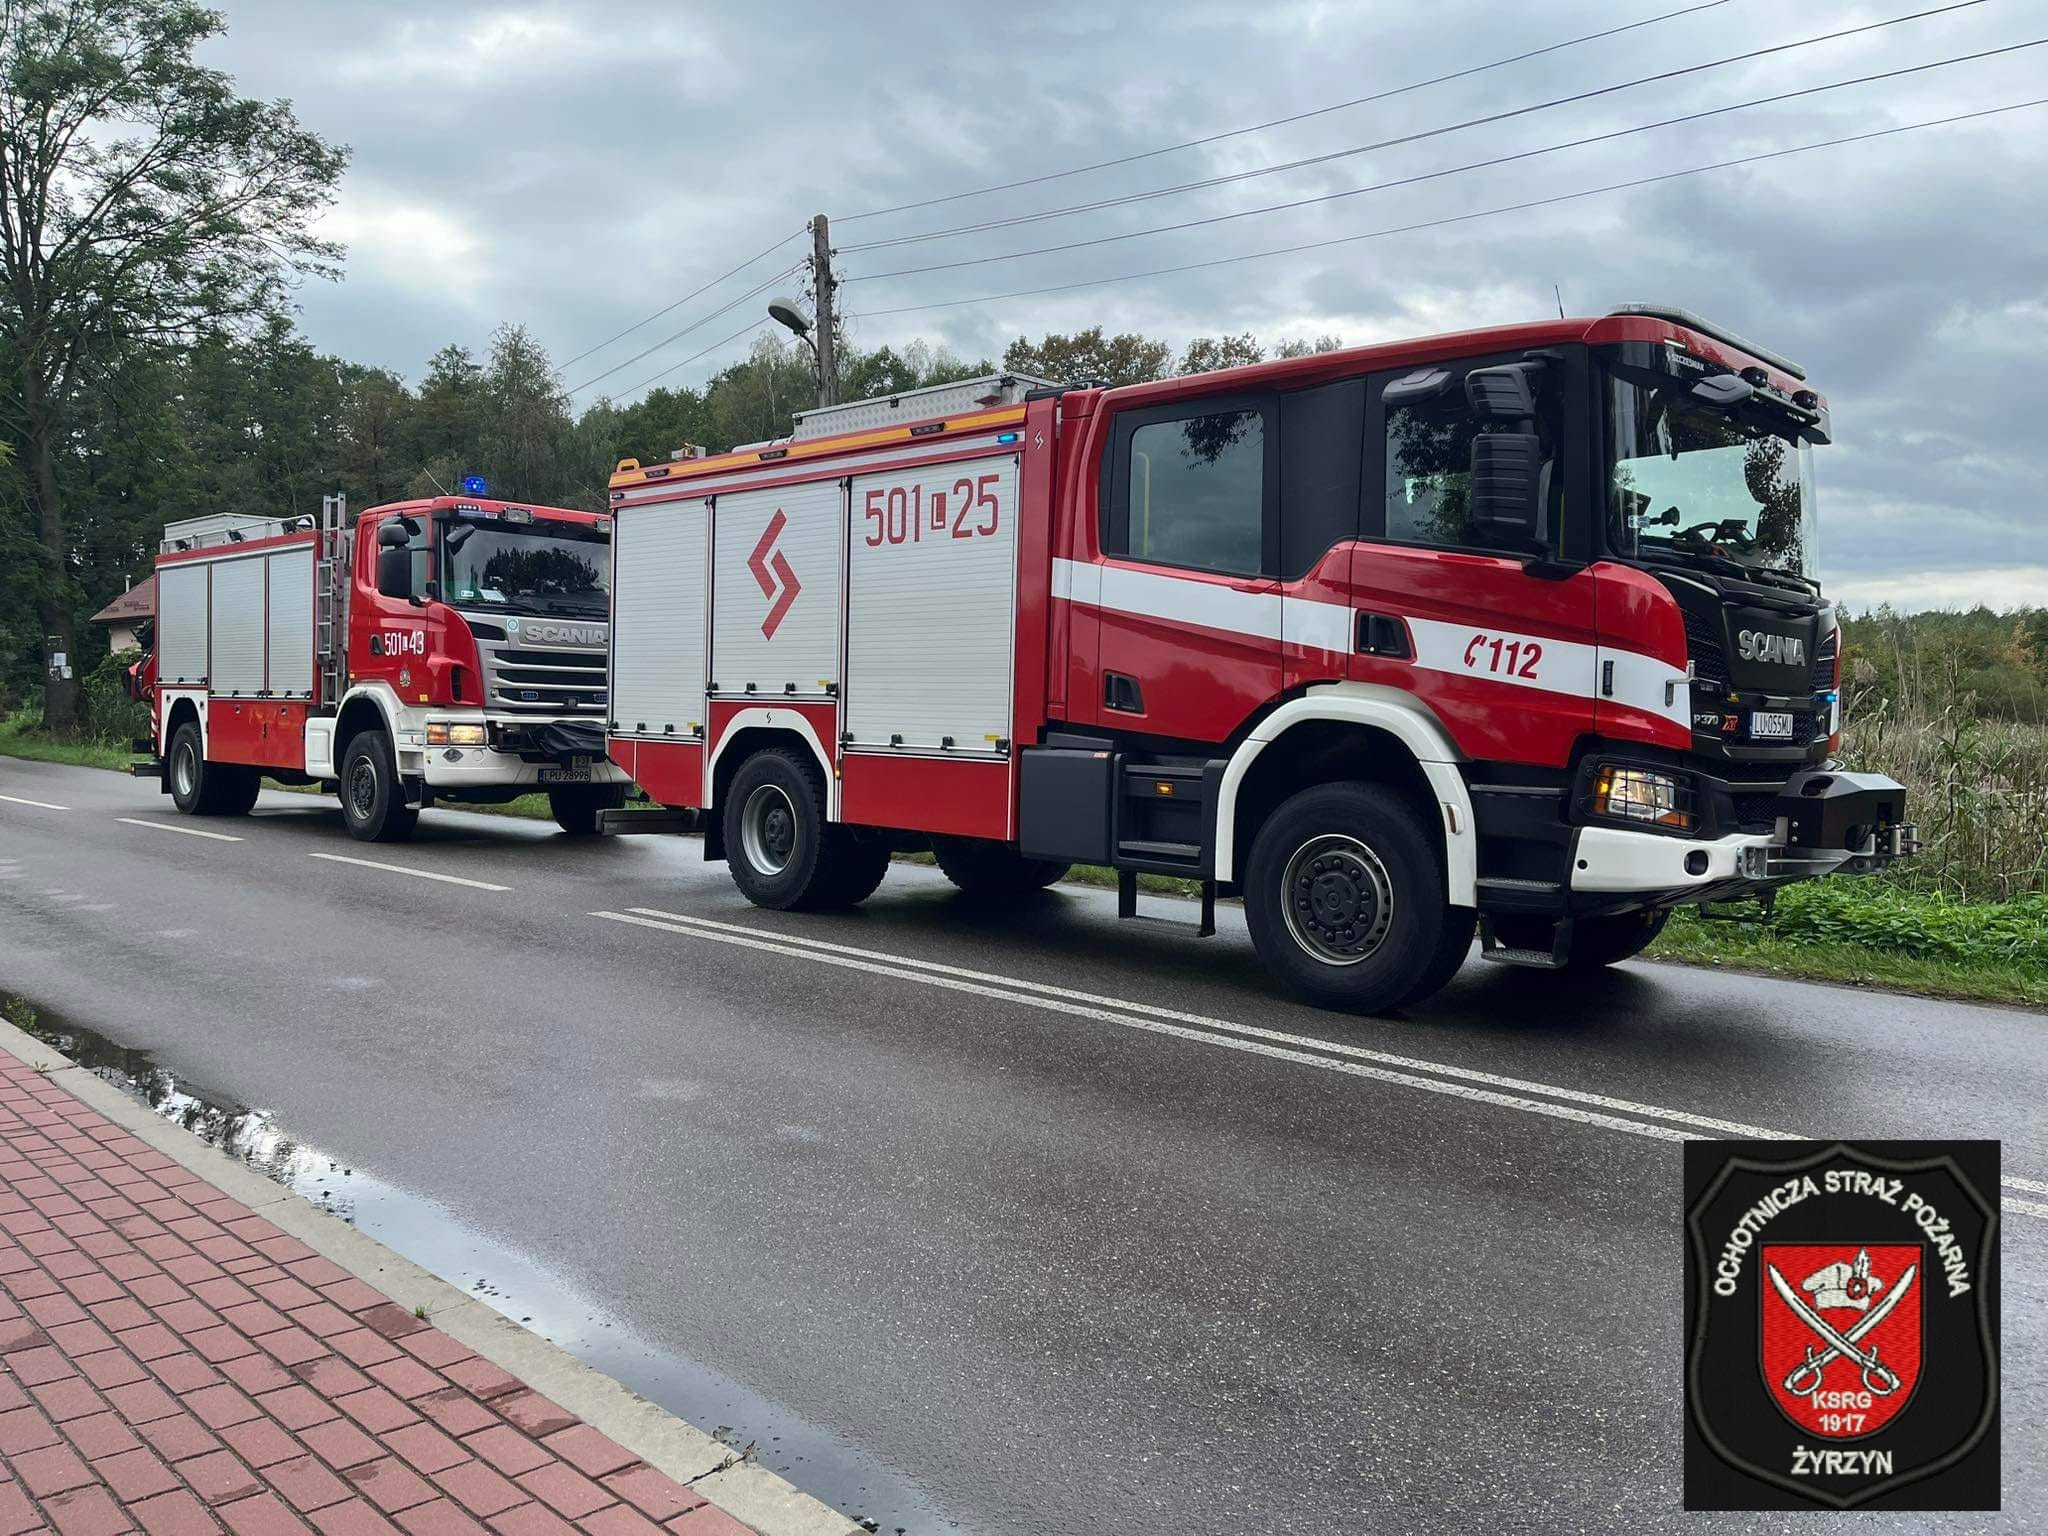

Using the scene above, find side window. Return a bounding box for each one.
[1383,378,1559,552]
[1109,407,1266,575]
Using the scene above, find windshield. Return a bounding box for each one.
[439,518,609,618]
[1606,373,1817,581]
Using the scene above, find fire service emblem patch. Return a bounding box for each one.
[1684,1141,1999,1510]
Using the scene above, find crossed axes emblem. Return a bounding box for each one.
[1767,1259,1919,1399]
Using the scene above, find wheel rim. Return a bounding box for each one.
[1280,833,1395,966]
[740,784,798,875]
[173,741,196,798]
[347,755,379,820]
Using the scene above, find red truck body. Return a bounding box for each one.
[600,306,1913,1010]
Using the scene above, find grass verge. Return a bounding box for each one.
[0,712,131,772]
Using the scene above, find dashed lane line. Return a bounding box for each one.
[116,817,242,842]
[308,852,511,892]
[610,905,2048,1220]
[0,793,70,811]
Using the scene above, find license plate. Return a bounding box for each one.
[1749,711,1795,740]
[538,766,592,784]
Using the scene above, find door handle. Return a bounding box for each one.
[1104,672,1145,714]
[1356,612,1412,659]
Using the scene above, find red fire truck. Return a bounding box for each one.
[139,493,625,840]
[602,306,1917,1011]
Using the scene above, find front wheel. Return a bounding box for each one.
[339,731,418,843]
[1243,783,1451,1015]
[549,783,627,836]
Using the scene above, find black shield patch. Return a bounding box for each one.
[1685,1140,1999,1510]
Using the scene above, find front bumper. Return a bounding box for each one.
[399,715,626,790]
[1570,767,1918,900]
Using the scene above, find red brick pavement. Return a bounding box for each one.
[0,1051,755,1536]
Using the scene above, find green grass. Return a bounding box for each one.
[1646,885,2048,1009]
[0,712,132,772]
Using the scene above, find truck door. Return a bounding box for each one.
[1087,391,1281,743]
[1349,355,1600,770]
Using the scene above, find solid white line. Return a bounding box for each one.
[307,852,510,892]
[0,793,69,811]
[625,906,1790,1139]
[116,817,242,842]
[616,905,2048,1222]
[595,910,1691,1142]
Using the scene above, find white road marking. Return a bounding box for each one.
[116,817,242,842]
[611,905,2048,1220]
[308,852,510,892]
[0,793,69,811]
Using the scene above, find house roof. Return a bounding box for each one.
[90,575,155,625]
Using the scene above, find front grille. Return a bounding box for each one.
[464,618,607,714]
[1811,631,1840,691]
[1683,608,1727,687]
[1732,792,1781,831]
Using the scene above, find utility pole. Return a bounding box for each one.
[811,212,837,407]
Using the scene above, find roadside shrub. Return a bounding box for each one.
[1768,880,2048,967]
[80,647,148,744]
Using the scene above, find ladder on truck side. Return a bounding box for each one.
[316,493,350,709]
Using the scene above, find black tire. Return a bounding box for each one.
[338,731,418,843]
[1495,909,1669,971]
[724,747,871,911]
[1399,905,1478,1006]
[932,838,1070,896]
[1243,782,1451,1014]
[816,835,892,907]
[548,783,627,836]
[166,722,258,816]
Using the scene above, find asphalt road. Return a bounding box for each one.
[2,755,2041,1535]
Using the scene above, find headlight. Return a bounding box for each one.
[1593,765,1694,831]
[425,722,488,747]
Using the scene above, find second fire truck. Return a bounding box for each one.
[599,304,1916,1013]
[141,493,626,840]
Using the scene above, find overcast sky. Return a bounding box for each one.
[202,0,2047,611]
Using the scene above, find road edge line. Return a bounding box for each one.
[0,1011,860,1536]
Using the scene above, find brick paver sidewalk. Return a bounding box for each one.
[0,1050,753,1536]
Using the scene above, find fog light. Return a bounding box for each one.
[1684,850,1710,876]
[1593,765,1694,831]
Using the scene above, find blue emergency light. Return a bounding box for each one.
[461,475,488,496]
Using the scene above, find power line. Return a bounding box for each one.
[840,0,1990,254]
[609,319,772,403]
[839,0,1737,223]
[845,37,2044,284]
[842,97,2048,321]
[552,224,805,375]
[565,261,803,396]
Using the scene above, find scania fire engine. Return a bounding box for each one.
[601,305,1918,1012]
[138,494,626,840]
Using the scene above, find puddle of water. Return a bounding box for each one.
[4,995,951,1536]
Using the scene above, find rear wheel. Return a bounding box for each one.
[338,731,418,843]
[166,722,258,816]
[548,783,627,836]
[1494,909,1669,971]
[1243,782,1450,1014]
[932,838,1069,897]
[723,748,876,911]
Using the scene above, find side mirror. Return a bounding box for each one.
[375,519,411,549]
[1468,432,1545,544]
[376,546,412,600]
[1464,363,1539,421]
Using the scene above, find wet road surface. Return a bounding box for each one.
[2,756,2041,1535]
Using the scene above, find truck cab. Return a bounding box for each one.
[328,496,628,838]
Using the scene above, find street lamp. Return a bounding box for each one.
[768,294,833,408]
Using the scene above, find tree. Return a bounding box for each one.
[0,0,346,725]
[1273,334,1345,359]
[478,323,573,504]
[1177,333,1263,375]
[1003,327,1170,389]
